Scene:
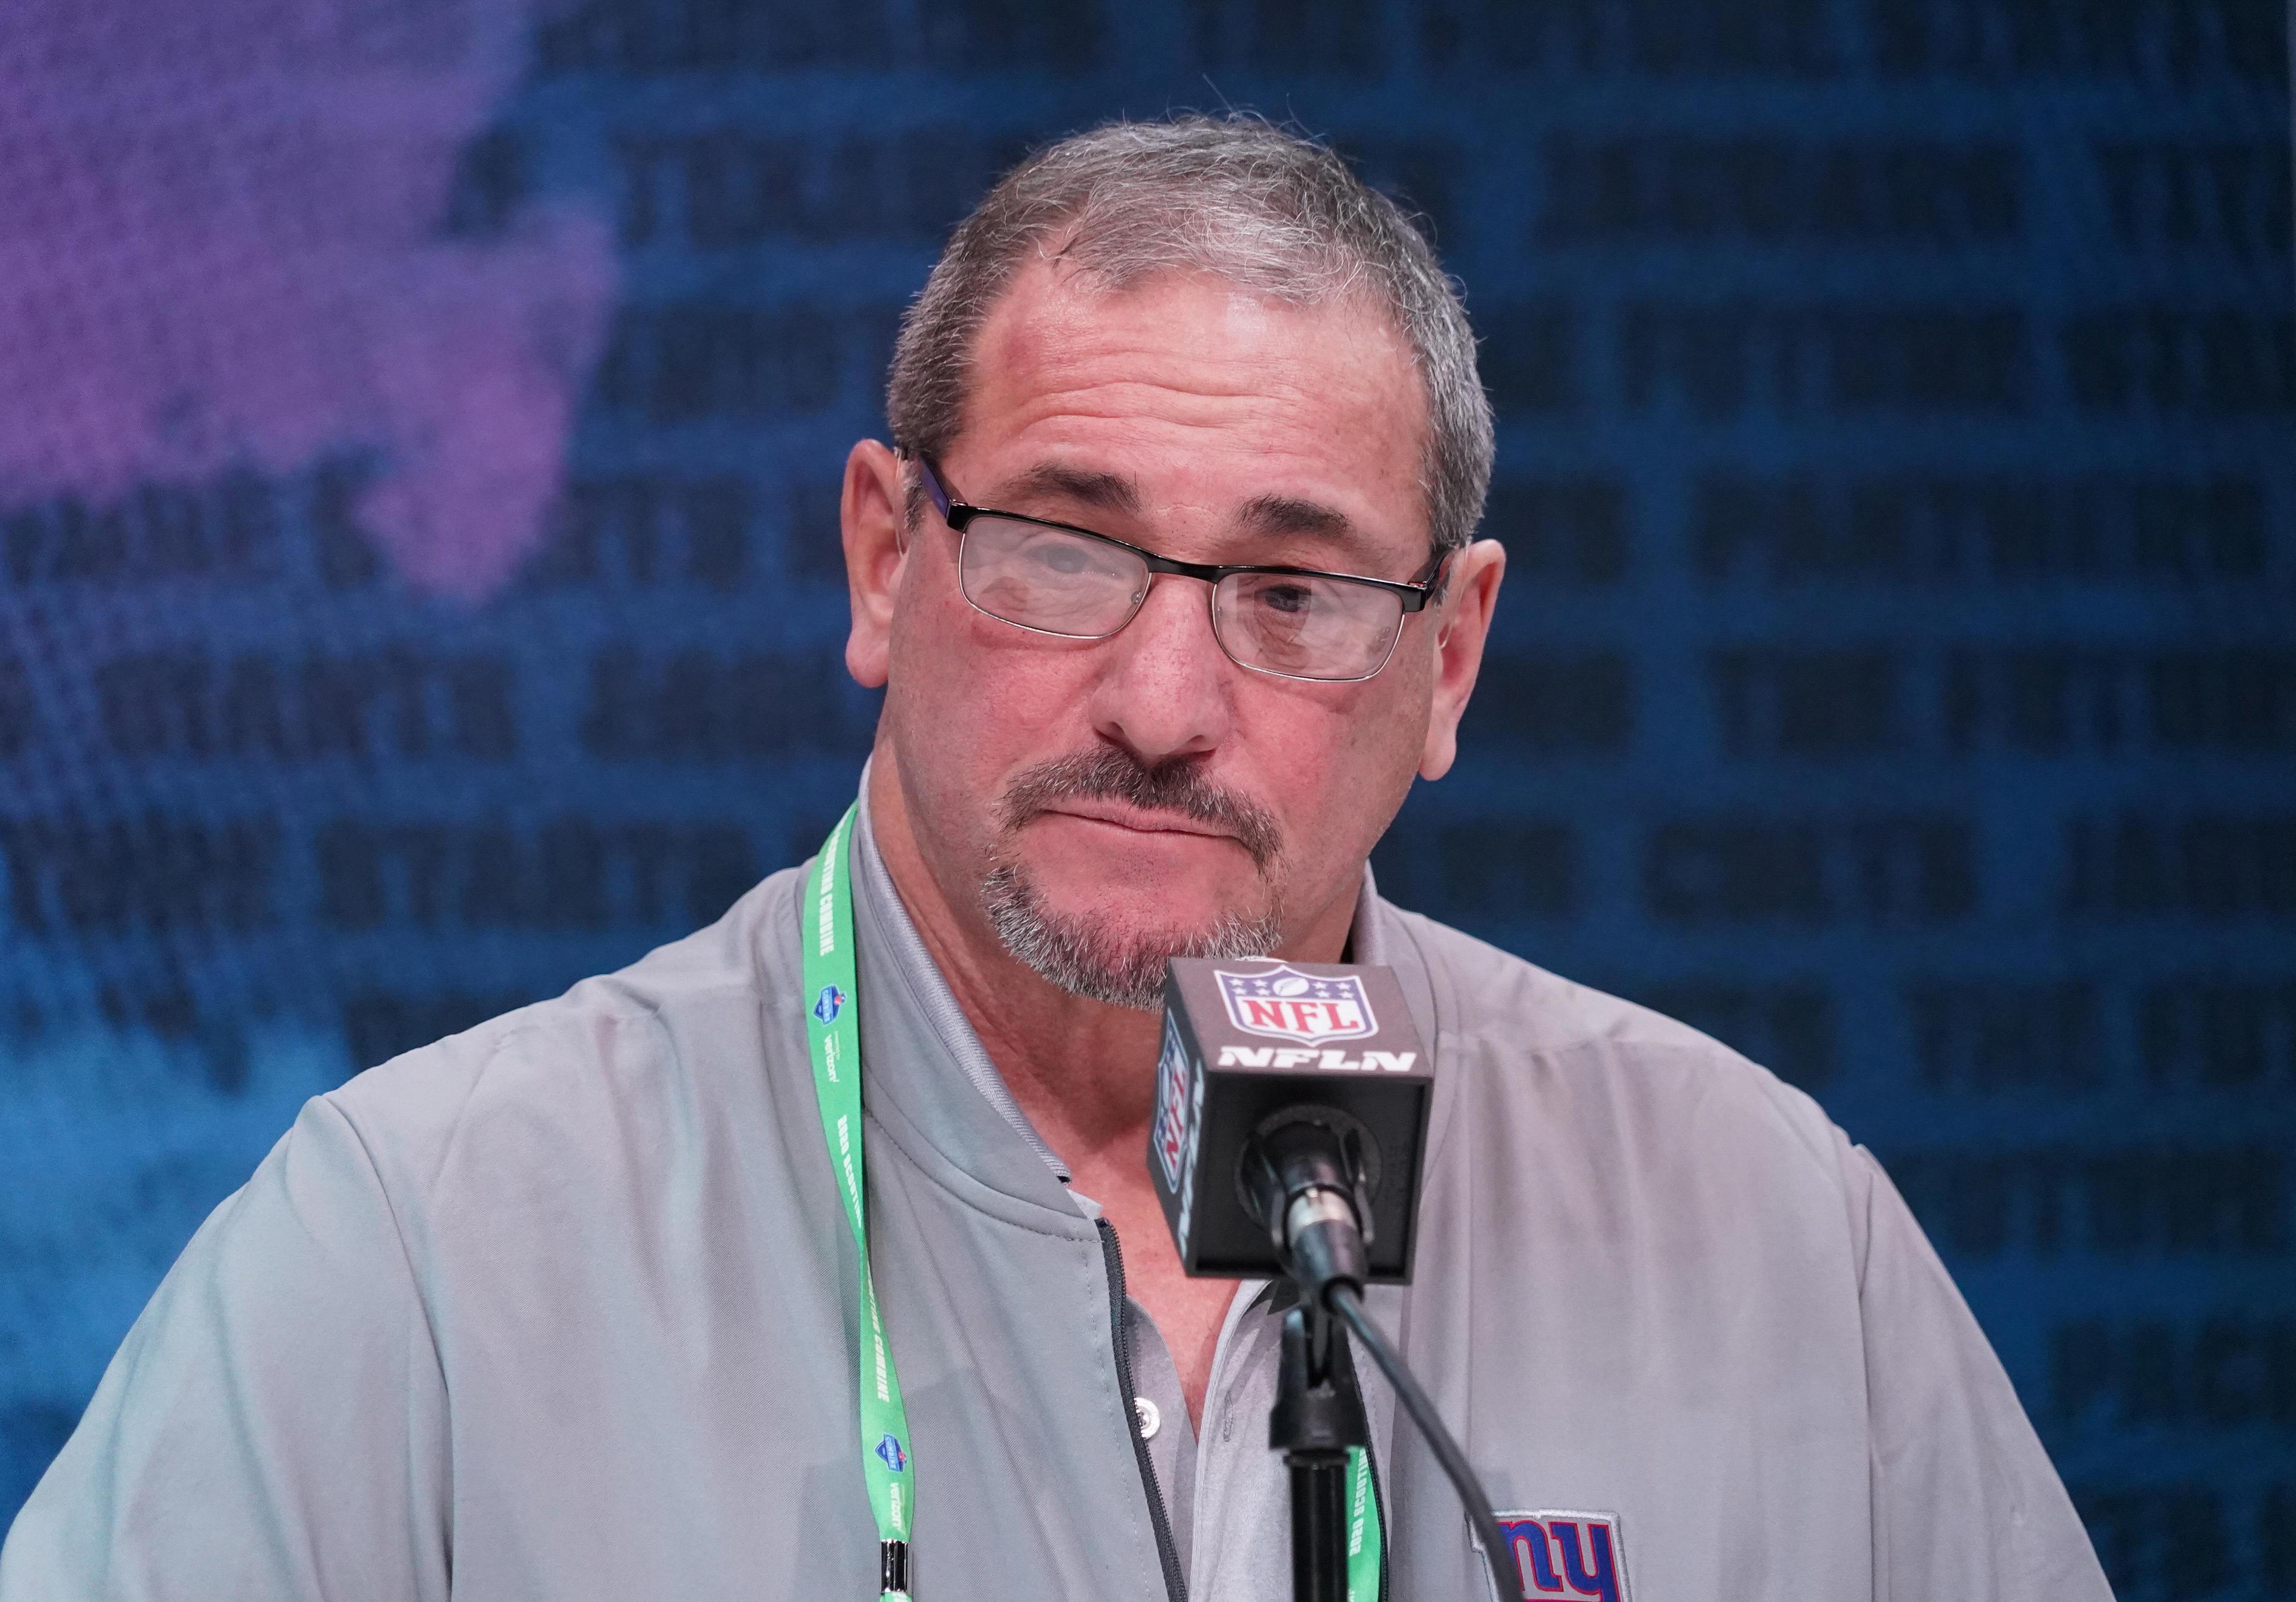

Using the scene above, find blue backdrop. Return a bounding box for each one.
[1,2,2291,1593]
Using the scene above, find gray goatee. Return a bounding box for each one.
[982,748,1286,1011]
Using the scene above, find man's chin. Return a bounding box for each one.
[981,864,1281,1011]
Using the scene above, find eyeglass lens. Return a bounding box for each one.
[956,515,1406,682]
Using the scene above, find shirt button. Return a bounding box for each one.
[1134,1397,1161,1440]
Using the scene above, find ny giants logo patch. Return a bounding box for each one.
[1152,1011,1193,1191]
[1216,964,1376,1047]
[1488,1511,1631,1602]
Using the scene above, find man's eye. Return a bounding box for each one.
[1031,542,1092,575]
[1254,583,1315,615]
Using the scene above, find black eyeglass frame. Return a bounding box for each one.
[909,452,1450,683]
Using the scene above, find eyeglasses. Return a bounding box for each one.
[909,454,1447,684]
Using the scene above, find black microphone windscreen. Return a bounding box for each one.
[1148,957,1434,1282]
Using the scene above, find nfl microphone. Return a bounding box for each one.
[1146,956,1433,1297]
[1147,956,1518,1602]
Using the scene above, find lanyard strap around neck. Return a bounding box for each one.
[802,804,915,1599]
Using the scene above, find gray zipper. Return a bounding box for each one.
[1095,1218,1189,1602]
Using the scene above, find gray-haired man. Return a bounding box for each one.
[2,116,2109,1602]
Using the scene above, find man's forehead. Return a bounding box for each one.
[976,257,1416,384]
[957,261,1431,550]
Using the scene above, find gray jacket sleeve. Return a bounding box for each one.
[1849,1142,2112,1600]
[0,1095,450,1602]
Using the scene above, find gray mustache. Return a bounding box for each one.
[999,748,1282,871]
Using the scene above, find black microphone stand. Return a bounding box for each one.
[1269,1283,1370,1602]
[1225,1092,1519,1602]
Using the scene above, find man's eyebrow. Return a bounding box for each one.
[988,469,1389,565]
[1237,493,1354,542]
[1235,492,1396,568]
[987,463,1142,519]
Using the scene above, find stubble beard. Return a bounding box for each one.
[979,748,1288,1011]
[982,864,1284,1011]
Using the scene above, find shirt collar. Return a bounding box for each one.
[852,785,1074,1182]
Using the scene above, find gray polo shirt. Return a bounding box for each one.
[1,799,2110,1601]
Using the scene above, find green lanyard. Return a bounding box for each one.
[803,805,916,1598]
[1347,1441,1382,1601]
[802,802,1384,1601]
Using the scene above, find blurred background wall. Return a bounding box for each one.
[1,1,2291,1591]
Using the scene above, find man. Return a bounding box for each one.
[2,116,2107,1601]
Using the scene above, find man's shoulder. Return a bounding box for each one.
[321,863,810,1198]
[1379,899,1848,1183]
[1381,896,1771,1068]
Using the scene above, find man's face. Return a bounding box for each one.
[853,261,1479,1007]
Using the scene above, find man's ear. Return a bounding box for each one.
[842,439,910,689]
[1418,538,1506,781]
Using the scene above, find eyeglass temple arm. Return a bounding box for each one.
[909,451,955,521]
[1412,545,1455,602]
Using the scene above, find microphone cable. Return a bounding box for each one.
[1326,1283,1515,1600]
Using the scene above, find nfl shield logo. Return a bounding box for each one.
[1489,1511,1631,1602]
[812,984,845,1025]
[875,1433,907,1473]
[1216,964,1376,1047]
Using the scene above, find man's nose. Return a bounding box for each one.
[1088,574,1236,765]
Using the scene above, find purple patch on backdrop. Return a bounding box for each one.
[0,0,616,600]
